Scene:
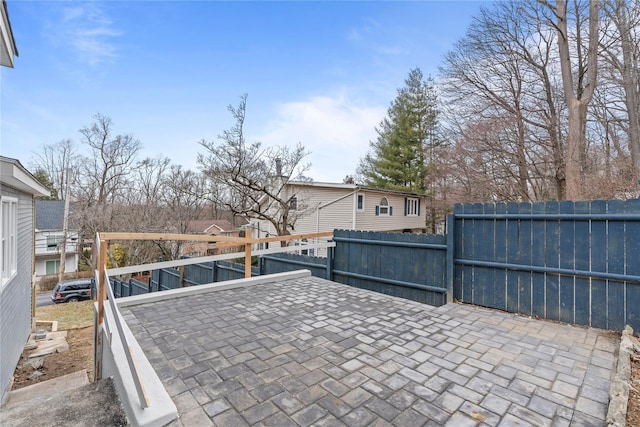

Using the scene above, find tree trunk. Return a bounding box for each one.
[516,111,531,201]
[565,100,589,199]
[555,0,599,200]
[616,1,640,170]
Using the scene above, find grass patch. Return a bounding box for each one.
[35,300,94,330]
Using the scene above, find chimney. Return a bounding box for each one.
[275,158,282,177]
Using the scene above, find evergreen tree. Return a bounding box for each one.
[358,68,439,193]
[32,168,59,200]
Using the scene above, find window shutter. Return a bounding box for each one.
[389,206,393,216]
[404,198,407,216]
[375,206,379,216]
[418,199,421,216]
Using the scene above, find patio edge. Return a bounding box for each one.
[115,269,312,308]
[607,325,633,427]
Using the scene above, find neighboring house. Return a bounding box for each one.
[180,219,243,257]
[248,181,427,245]
[34,200,80,278]
[0,156,49,402]
[0,0,17,68]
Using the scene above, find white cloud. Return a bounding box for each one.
[257,93,386,183]
[54,4,122,66]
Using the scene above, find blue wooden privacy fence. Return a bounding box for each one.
[451,199,640,332]
[110,198,640,332]
[331,230,447,306]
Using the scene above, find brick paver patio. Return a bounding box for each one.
[121,276,618,426]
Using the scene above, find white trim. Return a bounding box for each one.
[0,157,49,196]
[379,197,390,216]
[356,193,365,213]
[1,196,17,288]
[406,197,419,216]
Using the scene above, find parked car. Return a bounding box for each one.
[51,279,95,303]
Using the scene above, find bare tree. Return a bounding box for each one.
[31,139,79,201]
[75,114,142,269]
[541,0,600,199]
[160,165,209,259]
[77,114,142,205]
[197,94,311,237]
[600,0,640,175]
[441,0,570,201]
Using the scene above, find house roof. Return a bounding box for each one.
[186,219,235,235]
[0,156,49,196]
[287,181,427,197]
[255,181,427,209]
[35,200,77,231]
[1,0,18,68]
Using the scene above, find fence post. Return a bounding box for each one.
[446,213,455,303]
[259,257,265,276]
[244,243,252,278]
[326,245,334,281]
[212,261,218,283]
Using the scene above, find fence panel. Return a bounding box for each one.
[452,199,640,331]
[110,279,124,298]
[129,279,149,296]
[183,262,215,287]
[332,229,447,306]
[214,261,259,282]
[626,199,640,330]
[574,201,591,326]
[261,253,328,278]
[157,268,180,291]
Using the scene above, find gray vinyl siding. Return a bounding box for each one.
[0,185,35,400]
[293,187,357,233]
[294,188,426,233]
[356,192,426,232]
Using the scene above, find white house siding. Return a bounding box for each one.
[292,186,358,234]
[35,253,79,276]
[0,185,35,400]
[34,230,79,277]
[355,191,426,232]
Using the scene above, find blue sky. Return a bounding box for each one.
[1,1,486,183]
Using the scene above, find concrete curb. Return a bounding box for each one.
[607,325,634,427]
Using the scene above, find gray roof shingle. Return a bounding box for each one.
[35,200,76,231]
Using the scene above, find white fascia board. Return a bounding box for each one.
[0,158,49,196]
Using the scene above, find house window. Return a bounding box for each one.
[405,197,420,216]
[356,194,365,212]
[376,197,392,216]
[1,197,18,286]
[46,259,61,275]
[47,235,60,251]
[288,196,298,211]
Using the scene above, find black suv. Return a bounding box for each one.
[51,279,95,304]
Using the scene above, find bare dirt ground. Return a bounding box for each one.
[11,326,94,390]
[11,299,94,390]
